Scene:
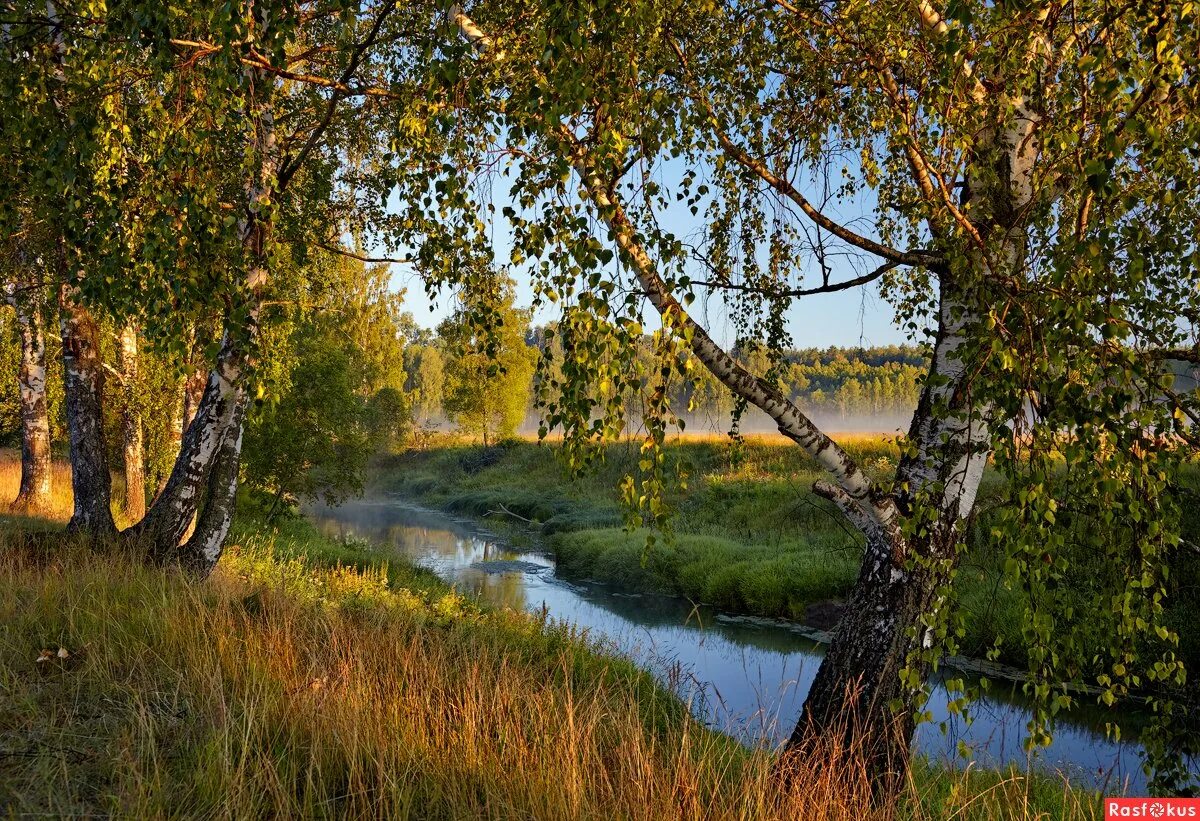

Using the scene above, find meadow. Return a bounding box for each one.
[0,455,1106,818]
[374,434,1200,674]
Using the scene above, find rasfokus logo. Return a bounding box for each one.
[1106,799,1200,819]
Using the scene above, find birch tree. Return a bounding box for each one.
[3,0,450,568]
[125,0,459,571]
[3,247,53,513]
[439,0,1199,792]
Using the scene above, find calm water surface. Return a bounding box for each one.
[311,498,1152,792]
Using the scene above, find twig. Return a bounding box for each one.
[487,503,536,524]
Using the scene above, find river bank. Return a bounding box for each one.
[311,496,1150,793]
[371,438,1200,678]
[0,504,1102,819]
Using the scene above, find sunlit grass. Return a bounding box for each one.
[0,511,1100,819]
[0,452,151,529]
[0,453,74,524]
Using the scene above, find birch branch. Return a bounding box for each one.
[452,10,900,534]
[666,38,939,269]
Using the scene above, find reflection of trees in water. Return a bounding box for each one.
[456,568,529,610]
[381,524,470,561]
[315,500,493,542]
[311,502,1144,777]
[315,501,522,568]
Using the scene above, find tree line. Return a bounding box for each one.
[411,319,930,439]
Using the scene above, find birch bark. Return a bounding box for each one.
[117,324,145,523]
[5,277,53,512]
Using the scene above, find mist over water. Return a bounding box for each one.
[513,408,916,439]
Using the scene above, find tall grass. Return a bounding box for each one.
[0,518,1099,819]
[0,453,74,524]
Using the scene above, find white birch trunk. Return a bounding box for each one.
[180,391,248,575]
[5,277,53,512]
[118,323,145,523]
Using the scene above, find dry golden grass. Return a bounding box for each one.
[0,517,1101,820]
[0,453,74,523]
[0,452,151,528]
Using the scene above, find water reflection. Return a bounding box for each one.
[311,498,1150,792]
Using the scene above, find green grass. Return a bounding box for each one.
[554,527,858,617]
[0,509,1101,819]
[372,436,1200,676]
[229,512,450,597]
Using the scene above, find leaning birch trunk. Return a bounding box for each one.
[5,279,53,513]
[788,110,1034,785]
[180,391,247,576]
[453,6,1043,793]
[117,323,145,522]
[787,273,992,784]
[59,280,116,536]
[131,61,277,562]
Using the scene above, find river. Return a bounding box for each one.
[311,497,1151,793]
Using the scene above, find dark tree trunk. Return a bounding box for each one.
[266,486,286,523]
[178,392,247,576]
[785,529,946,793]
[182,365,206,433]
[8,286,53,513]
[59,283,115,536]
[118,324,145,523]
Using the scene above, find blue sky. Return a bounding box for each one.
[381,154,918,350]
[392,266,908,348]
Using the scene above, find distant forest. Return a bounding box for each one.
[670,344,926,430]
[521,327,926,433]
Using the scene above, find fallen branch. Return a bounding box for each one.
[486,503,536,524]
